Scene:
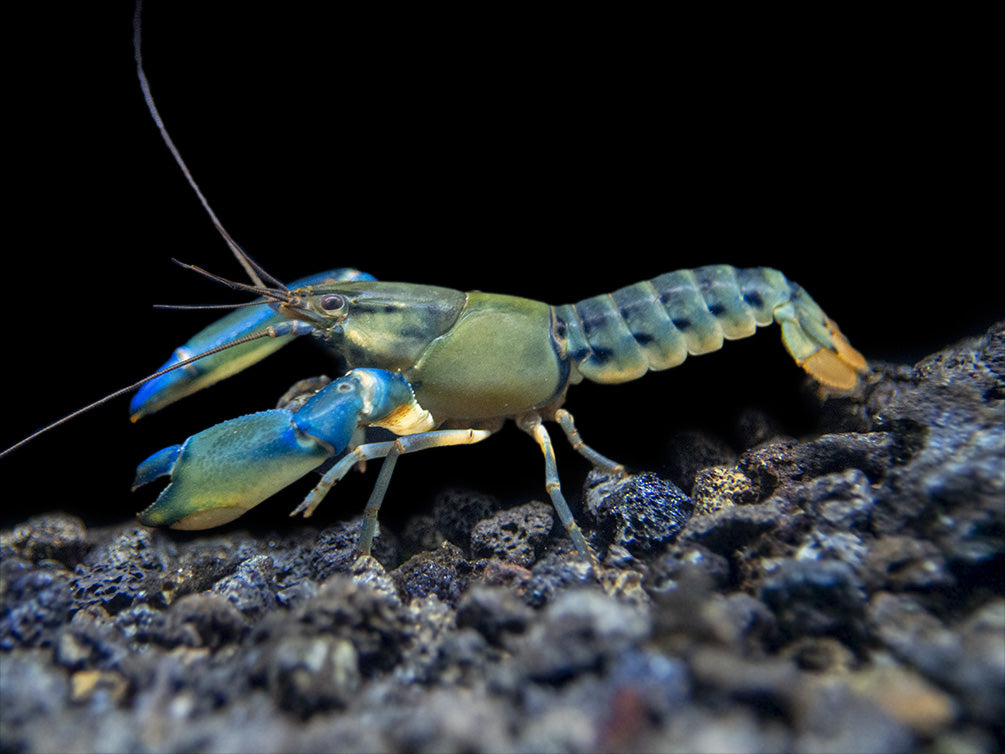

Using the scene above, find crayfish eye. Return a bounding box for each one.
[319,293,346,313]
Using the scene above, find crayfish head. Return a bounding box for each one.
[285,281,468,373]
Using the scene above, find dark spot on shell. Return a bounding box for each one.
[590,347,613,363]
[672,318,691,330]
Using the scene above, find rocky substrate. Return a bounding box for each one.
[2,322,1003,753]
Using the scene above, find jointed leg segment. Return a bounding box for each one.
[291,428,492,554]
[519,412,602,568]
[555,408,625,477]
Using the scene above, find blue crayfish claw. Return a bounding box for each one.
[133,368,429,531]
[129,268,376,421]
[134,411,332,529]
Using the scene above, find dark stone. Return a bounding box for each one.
[677,497,792,558]
[212,554,278,617]
[432,488,499,552]
[470,501,554,566]
[266,634,359,717]
[273,576,414,676]
[70,527,177,613]
[759,559,867,648]
[513,590,650,683]
[793,468,876,531]
[521,555,594,609]
[456,585,533,644]
[650,543,732,590]
[740,432,906,499]
[585,471,691,556]
[863,536,954,593]
[308,518,399,580]
[153,592,248,650]
[0,513,90,568]
[391,542,470,604]
[0,569,73,649]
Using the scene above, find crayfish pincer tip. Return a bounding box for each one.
[132,444,181,490]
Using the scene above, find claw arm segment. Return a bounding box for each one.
[129,268,376,421]
[129,315,312,421]
[133,367,422,530]
[774,286,868,391]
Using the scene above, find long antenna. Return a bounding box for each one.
[132,1,287,292]
[0,5,306,461]
[0,329,288,460]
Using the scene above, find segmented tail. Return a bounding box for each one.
[553,265,867,391]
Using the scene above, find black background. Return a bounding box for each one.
[5,5,1000,529]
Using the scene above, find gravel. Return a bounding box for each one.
[2,321,1002,753]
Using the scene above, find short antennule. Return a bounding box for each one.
[169,259,292,304]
